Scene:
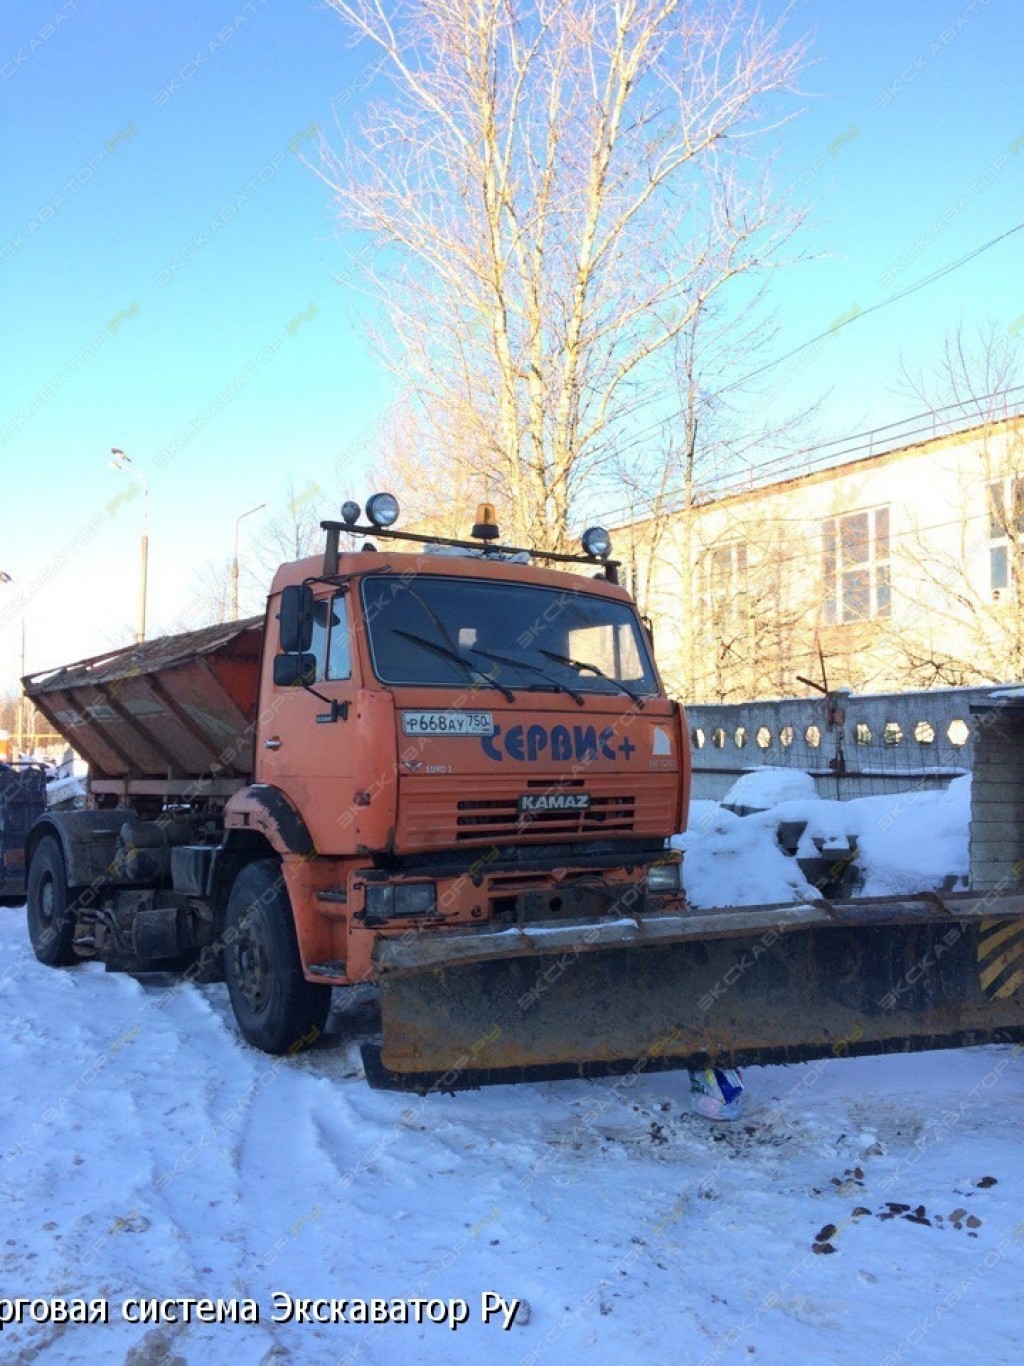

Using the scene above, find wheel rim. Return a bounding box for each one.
[233,909,273,1013]
[38,875,55,927]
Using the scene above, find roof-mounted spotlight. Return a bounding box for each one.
[581,526,612,560]
[340,500,361,526]
[365,492,400,528]
[471,502,500,541]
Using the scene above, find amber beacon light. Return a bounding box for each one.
[472,503,500,541]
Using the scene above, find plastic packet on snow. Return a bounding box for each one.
[688,1067,745,1121]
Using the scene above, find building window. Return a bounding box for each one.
[701,541,748,615]
[988,477,1024,596]
[822,507,890,624]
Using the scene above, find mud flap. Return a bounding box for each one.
[364,895,1024,1091]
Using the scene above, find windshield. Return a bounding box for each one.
[360,574,658,697]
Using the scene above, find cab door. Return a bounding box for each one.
[256,588,358,855]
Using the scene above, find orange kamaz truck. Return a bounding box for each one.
[21,496,1024,1089]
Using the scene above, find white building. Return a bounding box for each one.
[618,411,1024,702]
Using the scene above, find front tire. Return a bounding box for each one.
[224,859,331,1054]
[26,835,79,966]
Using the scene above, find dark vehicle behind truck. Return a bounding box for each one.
[0,764,47,903]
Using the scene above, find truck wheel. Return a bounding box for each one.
[224,859,331,1055]
[26,835,79,966]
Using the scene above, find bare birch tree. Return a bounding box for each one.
[606,279,821,698]
[320,0,807,550]
[368,393,514,539]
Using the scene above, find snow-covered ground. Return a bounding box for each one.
[2,777,1023,1365]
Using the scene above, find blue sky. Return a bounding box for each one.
[1,0,1022,692]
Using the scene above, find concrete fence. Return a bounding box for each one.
[684,685,998,801]
[968,694,1024,892]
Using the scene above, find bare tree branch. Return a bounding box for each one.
[320,0,808,549]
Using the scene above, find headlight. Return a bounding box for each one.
[581,526,612,559]
[365,492,400,528]
[364,881,437,922]
[646,861,681,894]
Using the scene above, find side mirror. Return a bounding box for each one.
[278,584,314,653]
[273,653,317,688]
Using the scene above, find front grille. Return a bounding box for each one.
[456,793,635,840]
[397,771,678,853]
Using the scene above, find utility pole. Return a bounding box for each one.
[232,503,266,622]
[18,615,25,754]
[0,571,26,756]
[110,448,149,643]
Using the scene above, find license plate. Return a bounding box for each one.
[518,792,591,813]
[402,710,495,736]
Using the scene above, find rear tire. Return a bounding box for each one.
[224,859,331,1054]
[26,835,79,966]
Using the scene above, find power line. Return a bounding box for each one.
[601,391,1024,527]
[717,218,1024,396]
[725,387,1024,487]
[621,217,1024,456]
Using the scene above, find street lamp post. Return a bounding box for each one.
[232,503,266,622]
[110,448,149,643]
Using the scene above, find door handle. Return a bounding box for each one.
[264,737,282,751]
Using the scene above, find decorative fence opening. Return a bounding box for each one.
[684,685,997,802]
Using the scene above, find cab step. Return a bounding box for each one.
[307,960,347,978]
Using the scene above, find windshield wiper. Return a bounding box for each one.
[393,628,515,702]
[537,649,646,708]
[467,646,585,707]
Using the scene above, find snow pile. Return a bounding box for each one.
[846,775,971,898]
[679,774,971,908]
[45,770,88,810]
[673,805,817,908]
[720,766,818,813]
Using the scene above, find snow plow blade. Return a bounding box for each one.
[363,893,1024,1091]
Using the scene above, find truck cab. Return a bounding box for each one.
[244,540,689,992]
